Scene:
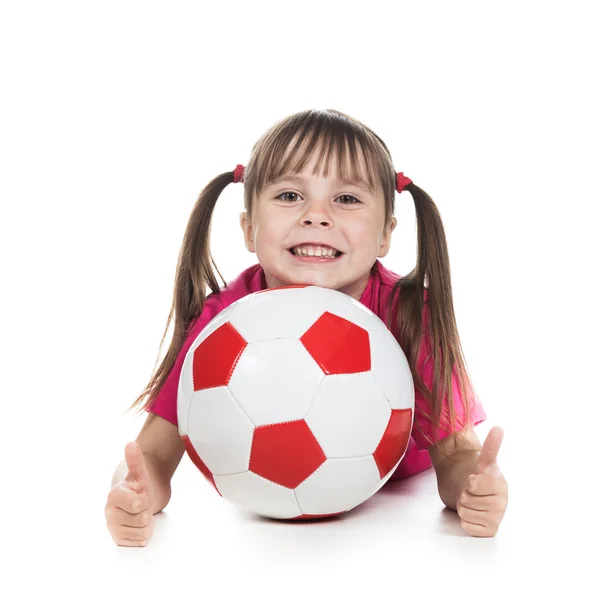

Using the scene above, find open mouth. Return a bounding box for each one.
[288,247,343,258]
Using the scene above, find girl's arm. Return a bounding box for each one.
[111,413,185,515]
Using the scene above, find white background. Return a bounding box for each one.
[2,1,598,598]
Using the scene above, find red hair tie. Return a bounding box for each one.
[233,164,245,183]
[396,172,412,193]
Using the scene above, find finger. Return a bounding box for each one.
[458,500,504,536]
[459,489,498,510]
[110,484,150,514]
[117,523,154,542]
[467,472,505,496]
[456,502,487,527]
[124,442,151,493]
[473,426,504,475]
[460,519,492,538]
[107,504,153,528]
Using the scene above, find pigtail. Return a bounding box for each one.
[389,183,477,461]
[127,171,236,415]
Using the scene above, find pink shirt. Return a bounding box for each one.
[148,259,487,481]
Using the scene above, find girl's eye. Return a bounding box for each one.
[278,192,300,202]
[337,194,360,205]
[275,192,360,204]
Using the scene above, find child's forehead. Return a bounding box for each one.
[287,139,370,175]
[266,171,374,193]
[266,146,374,189]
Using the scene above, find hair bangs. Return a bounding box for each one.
[250,112,384,199]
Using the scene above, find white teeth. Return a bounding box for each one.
[292,245,339,258]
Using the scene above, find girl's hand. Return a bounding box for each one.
[457,426,509,538]
[105,442,155,547]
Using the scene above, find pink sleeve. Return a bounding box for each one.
[410,302,488,451]
[146,295,225,426]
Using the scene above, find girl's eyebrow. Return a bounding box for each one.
[269,174,374,193]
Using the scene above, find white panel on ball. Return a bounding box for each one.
[229,287,326,342]
[214,471,302,519]
[228,338,325,426]
[186,387,254,475]
[177,350,195,437]
[295,456,382,515]
[369,326,415,411]
[305,372,392,457]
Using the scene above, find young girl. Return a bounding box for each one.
[105,108,508,546]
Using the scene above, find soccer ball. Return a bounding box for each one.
[177,285,414,520]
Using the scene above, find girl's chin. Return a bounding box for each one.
[267,269,340,289]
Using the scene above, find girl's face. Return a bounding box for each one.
[240,152,396,301]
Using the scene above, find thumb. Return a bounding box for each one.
[124,442,150,493]
[473,426,504,475]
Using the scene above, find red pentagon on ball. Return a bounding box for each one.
[193,323,248,391]
[300,312,371,374]
[249,420,326,488]
[372,408,413,477]
[181,434,222,496]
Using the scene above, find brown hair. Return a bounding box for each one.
[127,108,480,462]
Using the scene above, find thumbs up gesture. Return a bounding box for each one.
[105,442,155,547]
[457,426,509,537]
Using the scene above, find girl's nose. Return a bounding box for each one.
[302,217,331,227]
[300,201,333,227]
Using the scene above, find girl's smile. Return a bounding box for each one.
[287,241,344,263]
